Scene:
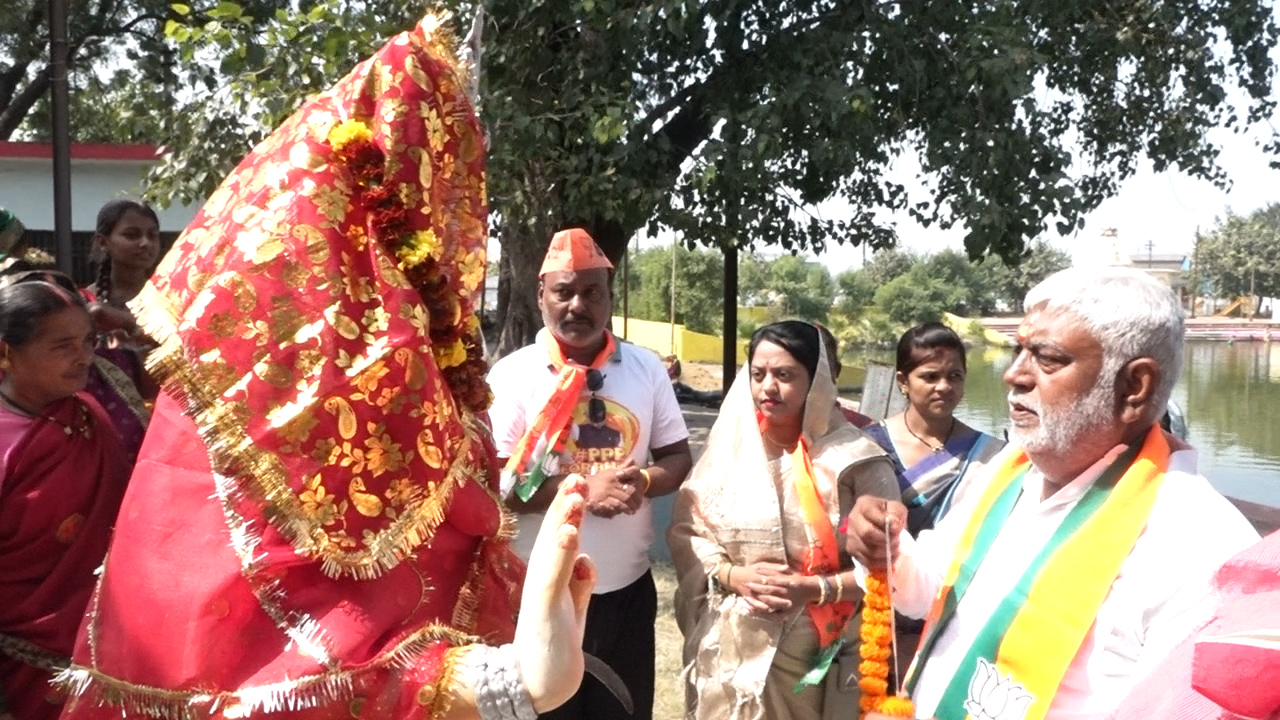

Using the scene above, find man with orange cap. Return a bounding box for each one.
[488,228,693,720]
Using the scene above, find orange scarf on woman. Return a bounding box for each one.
[760,416,854,687]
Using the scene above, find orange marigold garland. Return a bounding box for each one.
[327,119,492,413]
[858,571,915,718]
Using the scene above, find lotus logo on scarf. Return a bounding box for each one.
[963,658,1033,720]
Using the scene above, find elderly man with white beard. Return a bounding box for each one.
[846,267,1258,720]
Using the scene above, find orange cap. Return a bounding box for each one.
[539,228,614,277]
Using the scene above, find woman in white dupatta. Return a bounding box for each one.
[668,320,900,720]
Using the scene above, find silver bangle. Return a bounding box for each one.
[467,644,537,720]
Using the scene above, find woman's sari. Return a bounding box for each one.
[79,289,152,461]
[668,342,901,720]
[863,424,1004,537]
[0,393,130,720]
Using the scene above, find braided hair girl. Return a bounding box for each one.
[88,199,160,308]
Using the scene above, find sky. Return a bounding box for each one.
[598,116,1280,275]
[811,123,1280,274]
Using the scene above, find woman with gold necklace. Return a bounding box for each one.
[864,322,1005,539]
[0,271,130,720]
[669,320,900,720]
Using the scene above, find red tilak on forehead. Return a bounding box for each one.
[1016,311,1040,342]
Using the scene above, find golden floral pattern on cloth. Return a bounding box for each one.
[131,15,492,581]
[54,513,85,544]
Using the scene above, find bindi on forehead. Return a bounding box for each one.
[1017,311,1041,343]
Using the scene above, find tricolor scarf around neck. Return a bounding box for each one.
[904,426,1170,720]
[502,328,617,500]
[760,416,856,689]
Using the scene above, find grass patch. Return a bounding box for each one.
[653,561,685,720]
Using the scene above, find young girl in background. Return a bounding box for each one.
[82,199,161,459]
[0,271,130,720]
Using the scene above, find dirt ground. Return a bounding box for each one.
[675,361,724,393]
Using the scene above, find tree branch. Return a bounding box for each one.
[0,61,33,110]
[640,4,871,179]
[0,66,50,140]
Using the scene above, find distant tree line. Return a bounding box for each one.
[618,241,1072,344]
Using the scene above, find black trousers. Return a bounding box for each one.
[538,569,656,720]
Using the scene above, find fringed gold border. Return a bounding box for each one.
[57,625,480,720]
[133,281,487,581]
[85,550,110,668]
[57,665,355,720]
[0,631,68,672]
[414,12,475,113]
[91,355,153,426]
[450,544,487,634]
[213,472,337,668]
[427,647,470,720]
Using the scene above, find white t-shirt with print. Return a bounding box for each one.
[487,338,689,593]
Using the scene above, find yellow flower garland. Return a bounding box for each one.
[327,119,373,151]
[858,571,915,718]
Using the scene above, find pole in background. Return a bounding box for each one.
[668,239,677,355]
[722,240,738,395]
[621,236,630,339]
[49,0,73,277]
[1190,226,1200,318]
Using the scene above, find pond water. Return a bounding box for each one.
[844,340,1280,507]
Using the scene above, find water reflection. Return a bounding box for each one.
[845,341,1280,507]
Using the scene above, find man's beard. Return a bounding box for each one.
[1008,374,1116,455]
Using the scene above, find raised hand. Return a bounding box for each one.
[513,474,597,712]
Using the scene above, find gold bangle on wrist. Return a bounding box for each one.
[816,575,829,605]
[833,572,845,603]
[639,468,652,495]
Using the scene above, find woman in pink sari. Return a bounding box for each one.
[0,271,130,720]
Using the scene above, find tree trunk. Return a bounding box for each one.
[493,224,552,358]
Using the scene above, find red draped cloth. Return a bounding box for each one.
[57,13,524,720]
[0,393,128,720]
[1113,529,1280,719]
[61,393,520,720]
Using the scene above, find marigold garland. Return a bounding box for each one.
[326,119,491,413]
[858,571,915,718]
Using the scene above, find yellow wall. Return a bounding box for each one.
[613,316,748,365]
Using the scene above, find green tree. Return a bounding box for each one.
[1197,204,1280,307]
[980,239,1073,311]
[864,248,916,287]
[1,1,294,140]
[834,268,876,320]
[738,253,772,307]
[49,0,1279,355]
[625,245,725,334]
[920,249,991,315]
[767,255,834,323]
[733,254,833,323]
[873,266,960,325]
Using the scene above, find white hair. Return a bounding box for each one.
[1024,266,1184,417]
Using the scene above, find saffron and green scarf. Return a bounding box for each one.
[905,426,1171,720]
[501,329,616,500]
